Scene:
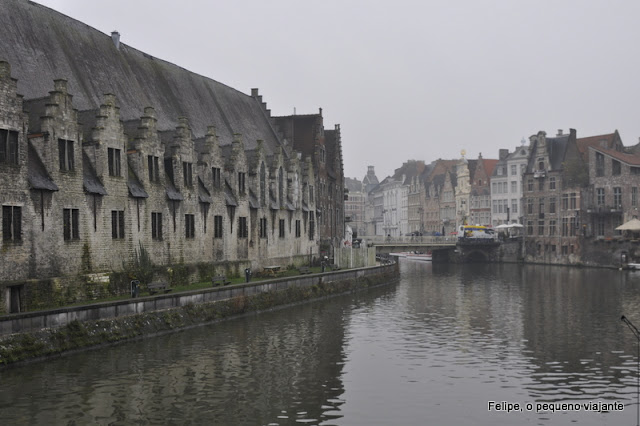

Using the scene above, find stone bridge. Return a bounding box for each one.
[361,236,504,263]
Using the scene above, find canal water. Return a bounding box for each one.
[1,261,640,425]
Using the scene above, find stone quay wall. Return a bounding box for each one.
[0,263,397,344]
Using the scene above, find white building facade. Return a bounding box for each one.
[491,144,530,225]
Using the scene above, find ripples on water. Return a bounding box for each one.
[1,262,639,425]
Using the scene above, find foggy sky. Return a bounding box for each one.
[34,0,640,181]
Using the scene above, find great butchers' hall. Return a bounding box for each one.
[0,0,345,314]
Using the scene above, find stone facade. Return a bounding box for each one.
[0,64,320,313]
[469,155,496,226]
[440,170,457,235]
[522,129,586,263]
[585,143,640,238]
[272,113,345,252]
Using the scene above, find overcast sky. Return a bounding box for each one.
[35,0,640,181]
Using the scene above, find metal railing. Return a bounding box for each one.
[360,235,458,245]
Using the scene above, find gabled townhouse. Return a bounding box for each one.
[422,159,457,235]
[272,112,345,251]
[490,143,530,226]
[469,154,497,226]
[522,129,587,263]
[440,169,458,235]
[344,177,366,237]
[581,131,639,238]
[408,164,432,234]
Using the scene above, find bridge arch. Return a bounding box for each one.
[462,249,490,262]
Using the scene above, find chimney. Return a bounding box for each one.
[557,129,563,136]
[111,31,120,50]
[499,149,509,160]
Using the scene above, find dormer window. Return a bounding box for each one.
[538,161,544,171]
[108,148,121,176]
[148,155,160,183]
[212,167,221,188]
[0,129,19,164]
[58,139,74,171]
[183,162,193,187]
[238,172,246,194]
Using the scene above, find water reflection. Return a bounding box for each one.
[1,263,639,425]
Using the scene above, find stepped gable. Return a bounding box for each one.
[528,133,571,172]
[0,0,283,154]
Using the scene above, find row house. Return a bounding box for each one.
[344,177,366,237]
[0,65,318,295]
[393,160,425,235]
[273,113,345,250]
[583,131,639,238]
[521,129,586,262]
[469,154,497,226]
[408,168,429,234]
[423,173,445,235]
[366,160,424,237]
[455,152,498,228]
[440,168,457,235]
[422,160,457,235]
[373,190,384,236]
[380,176,406,237]
[490,144,530,226]
[453,151,497,228]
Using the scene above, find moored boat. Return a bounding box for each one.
[405,251,432,261]
[389,252,410,258]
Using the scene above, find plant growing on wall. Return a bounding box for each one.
[124,242,155,285]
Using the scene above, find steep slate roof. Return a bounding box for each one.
[224,180,238,206]
[128,164,149,198]
[344,177,363,192]
[197,177,212,203]
[528,134,572,172]
[82,152,108,195]
[166,182,183,201]
[392,160,426,185]
[27,142,58,191]
[0,0,284,154]
[426,159,457,183]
